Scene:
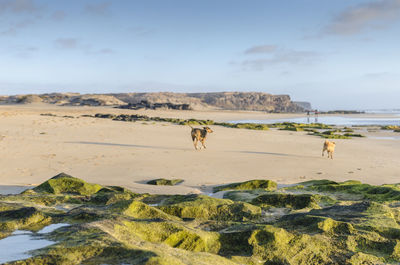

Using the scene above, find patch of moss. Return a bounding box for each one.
[158,194,261,221]
[250,193,328,209]
[234,123,269,130]
[111,200,180,221]
[381,125,400,130]
[0,207,52,232]
[305,180,400,202]
[147,178,184,186]
[249,225,339,264]
[114,220,221,253]
[34,173,102,196]
[213,179,277,193]
[347,252,384,265]
[90,186,141,205]
[344,133,365,137]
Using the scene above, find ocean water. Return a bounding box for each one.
[0,223,69,263]
[231,111,400,126]
[231,116,400,126]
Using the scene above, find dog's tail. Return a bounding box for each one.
[187,124,194,129]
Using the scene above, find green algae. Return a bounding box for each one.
[147,178,184,186]
[114,220,221,253]
[33,173,102,196]
[157,194,261,221]
[0,207,52,232]
[2,174,400,264]
[305,180,400,201]
[112,200,180,221]
[251,193,325,209]
[224,190,335,209]
[213,179,277,193]
[89,185,141,205]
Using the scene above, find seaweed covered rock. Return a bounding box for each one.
[251,193,327,209]
[0,207,51,232]
[305,180,400,201]
[147,178,184,186]
[112,200,180,221]
[90,185,141,205]
[213,179,277,193]
[224,190,335,209]
[33,173,103,196]
[249,225,344,264]
[114,220,221,253]
[4,176,400,264]
[158,194,261,221]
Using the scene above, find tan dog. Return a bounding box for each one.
[322,140,336,159]
[189,125,213,150]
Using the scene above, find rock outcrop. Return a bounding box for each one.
[113,92,306,112]
[0,92,310,112]
[293,101,312,111]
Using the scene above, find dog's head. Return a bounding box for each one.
[204,127,213,133]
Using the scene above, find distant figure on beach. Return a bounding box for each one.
[188,125,213,150]
[322,140,336,159]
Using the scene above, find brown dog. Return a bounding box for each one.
[322,140,336,159]
[189,125,213,150]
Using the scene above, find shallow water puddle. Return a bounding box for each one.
[0,223,69,263]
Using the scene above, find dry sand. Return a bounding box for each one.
[0,103,399,195]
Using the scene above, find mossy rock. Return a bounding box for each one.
[90,185,141,205]
[112,200,180,221]
[4,193,83,207]
[114,220,221,253]
[300,179,338,186]
[347,252,385,265]
[0,207,52,232]
[223,189,270,203]
[33,173,103,196]
[218,224,259,256]
[305,180,400,201]
[234,123,269,130]
[381,125,400,130]
[316,217,355,234]
[281,201,399,231]
[158,194,261,221]
[250,193,329,209]
[213,179,277,193]
[147,178,184,186]
[249,225,339,264]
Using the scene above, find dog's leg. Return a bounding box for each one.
[201,139,206,149]
[322,149,325,157]
[193,138,198,150]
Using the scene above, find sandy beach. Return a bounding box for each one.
[1,104,399,195]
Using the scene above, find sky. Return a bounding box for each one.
[0,0,399,110]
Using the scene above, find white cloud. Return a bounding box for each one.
[55,38,79,49]
[244,45,277,54]
[239,45,319,71]
[84,1,111,16]
[323,0,400,36]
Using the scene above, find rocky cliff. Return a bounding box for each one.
[0,92,309,113]
[111,92,305,112]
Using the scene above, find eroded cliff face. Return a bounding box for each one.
[112,92,305,112]
[0,92,308,112]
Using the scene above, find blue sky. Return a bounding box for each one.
[0,0,399,109]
